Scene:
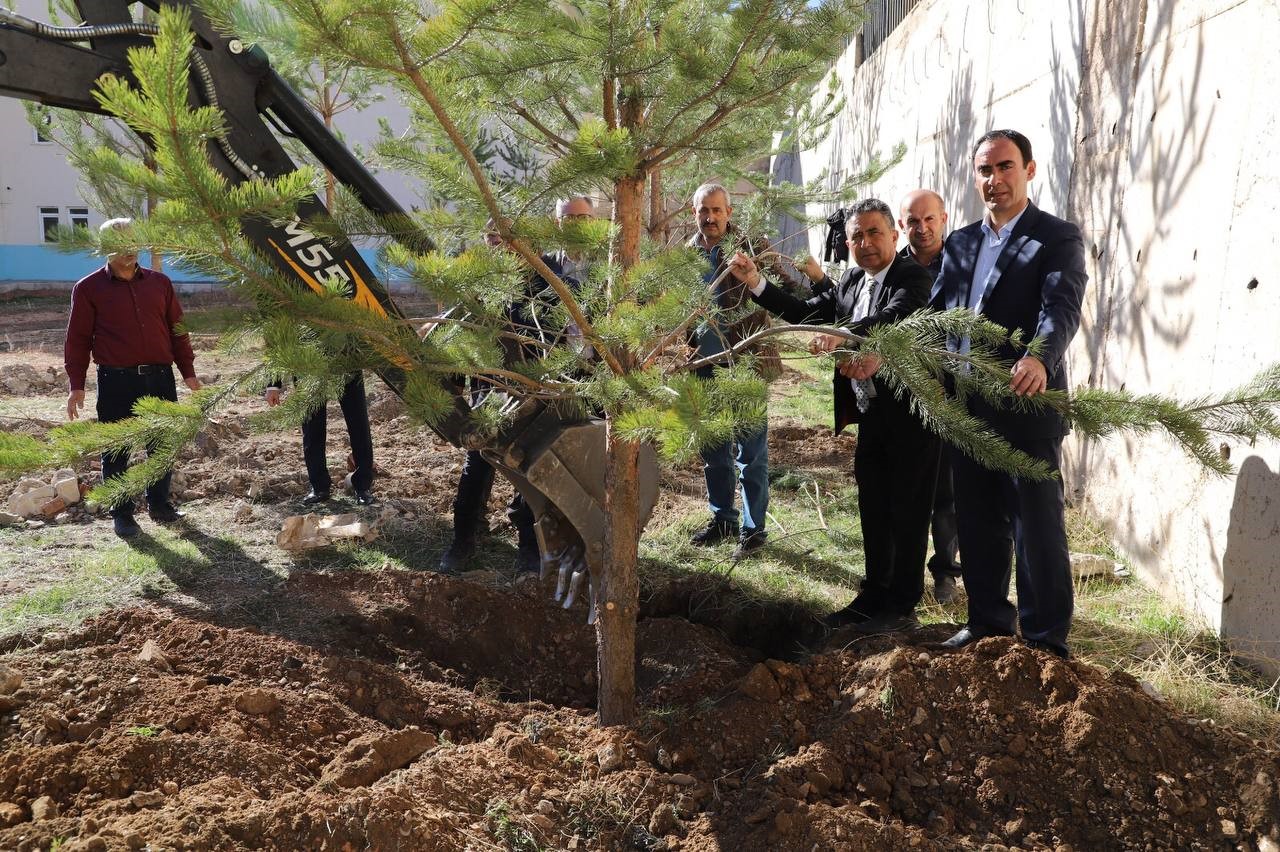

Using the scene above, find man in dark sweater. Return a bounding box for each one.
[898,189,962,604]
[728,199,939,633]
[65,217,202,538]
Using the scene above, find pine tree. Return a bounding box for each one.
[6,1,1280,727]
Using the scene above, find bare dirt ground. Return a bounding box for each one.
[0,293,1278,851]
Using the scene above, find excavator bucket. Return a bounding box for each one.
[481,405,659,621]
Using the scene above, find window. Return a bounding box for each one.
[68,207,90,230]
[39,207,60,242]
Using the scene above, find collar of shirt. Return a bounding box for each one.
[980,203,1029,246]
[858,256,894,287]
[105,263,145,283]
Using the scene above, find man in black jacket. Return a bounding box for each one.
[728,198,939,632]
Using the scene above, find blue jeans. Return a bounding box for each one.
[695,321,769,534]
[701,426,768,533]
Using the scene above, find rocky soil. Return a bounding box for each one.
[0,296,1277,850]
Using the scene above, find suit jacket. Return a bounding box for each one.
[752,255,933,434]
[929,202,1087,441]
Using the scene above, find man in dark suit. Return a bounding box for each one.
[728,198,939,633]
[898,189,963,604]
[928,129,1088,658]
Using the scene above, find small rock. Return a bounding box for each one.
[129,790,165,809]
[320,729,438,788]
[938,735,952,755]
[669,773,695,786]
[54,477,81,506]
[1008,734,1027,757]
[1219,819,1237,837]
[1256,837,1279,852]
[0,511,21,527]
[123,833,145,849]
[911,707,928,726]
[162,781,179,796]
[738,663,781,703]
[0,665,22,696]
[137,639,171,671]
[30,795,57,821]
[40,496,67,518]
[528,813,553,833]
[235,688,281,715]
[232,501,254,523]
[648,804,677,836]
[0,802,24,826]
[858,772,892,799]
[597,742,624,774]
[1070,551,1118,579]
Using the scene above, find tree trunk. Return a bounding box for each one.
[596,425,641,725]
[611,174,646,273]
[594,171,646,725]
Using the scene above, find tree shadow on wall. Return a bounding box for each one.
[1062,0,1213,506]
[1220,454,1280,680]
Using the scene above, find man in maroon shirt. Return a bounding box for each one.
[65,218,202,538]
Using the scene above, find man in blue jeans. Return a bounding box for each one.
[686,183,783,559]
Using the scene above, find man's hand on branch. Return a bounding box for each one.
[66,390,84,421]
[799,255,825,283]
[808,333,844,355]
[838,353,882,380]
[727,251,762,289]
[184,376,202,392]
[1009,355,1047,396]
[265,387,282,407]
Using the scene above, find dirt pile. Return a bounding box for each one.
[1,569,1276,851]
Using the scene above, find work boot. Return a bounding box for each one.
[438,538,475,574]
[932,573,959,605]
[690,518,737,546]
[148,502,185,524]
[113,513,140,538]
[513,542,541,574]
[732,528,768,559]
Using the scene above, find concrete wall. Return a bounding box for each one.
[797,0,1280,671]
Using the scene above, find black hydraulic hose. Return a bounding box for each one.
[0,8,256,179]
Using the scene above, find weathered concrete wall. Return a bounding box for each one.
[799,0,1280,670]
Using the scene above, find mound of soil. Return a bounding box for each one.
[1,569,1276,851]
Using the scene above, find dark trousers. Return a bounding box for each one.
[452,449,536,546]
[849,401,941,616]
[928,454,962,578]
[97,365,178,516]
[301,374,374,492]
[951,437,1073,652]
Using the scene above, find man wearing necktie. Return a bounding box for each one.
[729,198,938,633]
[926,130,1087,658]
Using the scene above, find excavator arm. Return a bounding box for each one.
[0,1,658,617]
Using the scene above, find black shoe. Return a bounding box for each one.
[690,518,737,546]
[849,612,922,635]
[823,602,877,630]
[732,529,767,559]
[113,514,141,538]
[1023,638,1071,659]
[354,490,375,506]
[148,503,185,524]
[438,539,475,573]
[939,625,1009,650]
[513,542,541,574]
[932,573,959,605]
[301,489,331,505]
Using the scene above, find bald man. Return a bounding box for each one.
[899,190,961,604]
